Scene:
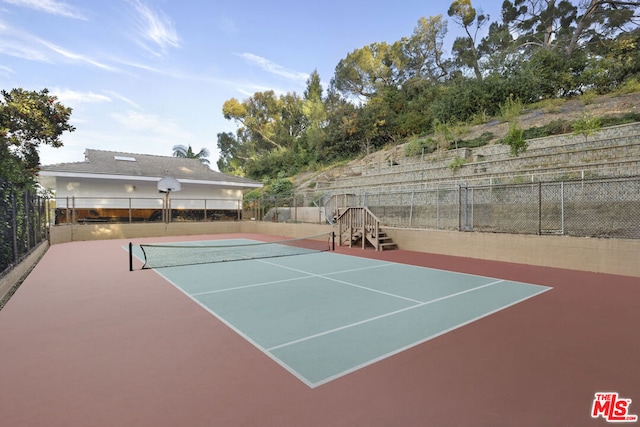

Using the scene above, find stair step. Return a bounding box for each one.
[337,207,397,251]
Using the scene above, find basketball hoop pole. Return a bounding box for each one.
[165,190,170,223]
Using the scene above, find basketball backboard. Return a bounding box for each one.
[157,176,181,193]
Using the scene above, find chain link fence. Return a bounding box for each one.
[0,179,49,276]
[323,176,640,239]
[242,194,323,223]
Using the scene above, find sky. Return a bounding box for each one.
[1,0,500,169]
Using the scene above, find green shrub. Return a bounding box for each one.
[452,132,494,149]
[523,119,572,139]
[501,122,527,156]
[572,112,602,142]
[579,91,598,105]
[499,94,524,122]
[600,113,640,127]
[448,156,467,173]
[405,136,436,157]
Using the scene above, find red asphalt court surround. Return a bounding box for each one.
[0,234,638,427]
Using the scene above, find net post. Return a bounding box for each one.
[129,242,133,271]
[331,231,335,251]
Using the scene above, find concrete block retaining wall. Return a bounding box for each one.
[46,221,640,277]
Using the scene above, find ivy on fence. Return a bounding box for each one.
[0,179,48,276]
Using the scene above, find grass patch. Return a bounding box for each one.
[500,94,524,121]
[613,78,640,95]
[530,98,566,114]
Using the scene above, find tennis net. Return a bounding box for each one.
[135,232,334,269]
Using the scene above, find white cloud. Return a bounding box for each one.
[0,63,14,75]
[0,20,51,61]
[128,0,180,57]
[0,20,118,70]
[39,39,117,71]
[50,88,111,104]
[238,53,309,84]
[103,91,141,109]
[1,0,87,20]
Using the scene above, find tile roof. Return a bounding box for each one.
[40,149,261,187]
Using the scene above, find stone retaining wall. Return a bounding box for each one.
[318,122,640,193]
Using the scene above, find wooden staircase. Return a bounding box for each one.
[336,207,397,251]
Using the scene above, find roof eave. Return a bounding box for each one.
[38,171,263,188]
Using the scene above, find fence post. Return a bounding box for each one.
[458,185,462,231]
[409,190,414,228]
[436,187,440,229]
[470,188,474,231]
[538,182,542,235]
[459,184,470,231]
[25,191,31,248]
[11,192,18,264]
[561,181,565,235]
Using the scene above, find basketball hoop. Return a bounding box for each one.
[157,176,181,193]
[157,177,181,223]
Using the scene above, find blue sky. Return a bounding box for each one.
[1,0,500,169]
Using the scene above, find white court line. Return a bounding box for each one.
[310,285,553,388]
[267,279,505,351]
[191,275,315,296]
[191,260,396,297]
[258,258,423,304]
[146,268,318,388]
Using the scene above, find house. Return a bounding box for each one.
[38,149,262,224]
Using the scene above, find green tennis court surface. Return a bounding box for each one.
[132,239,551,388]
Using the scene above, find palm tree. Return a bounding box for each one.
[172,144,210,166]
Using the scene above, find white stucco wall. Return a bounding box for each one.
[51,177,243,209]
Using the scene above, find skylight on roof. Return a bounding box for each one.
[114,155,136,162]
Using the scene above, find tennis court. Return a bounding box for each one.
[131,236,550,388]
[1,233,638,426]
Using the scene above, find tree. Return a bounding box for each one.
[566,0,640,57]
[401,15,449,83]
[331,41,405,99]
[448,0,489,80]
[501,0,639,57]
[572,112,601,142]
[1,88,75,183]
[222,91,286,151]
[172,144,210,165]
[216,131,248,174]
[501,0,578,52]
[301,70,328,163]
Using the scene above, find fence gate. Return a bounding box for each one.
[538,182,564,235]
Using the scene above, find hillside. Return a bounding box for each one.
[294,91,640,191]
